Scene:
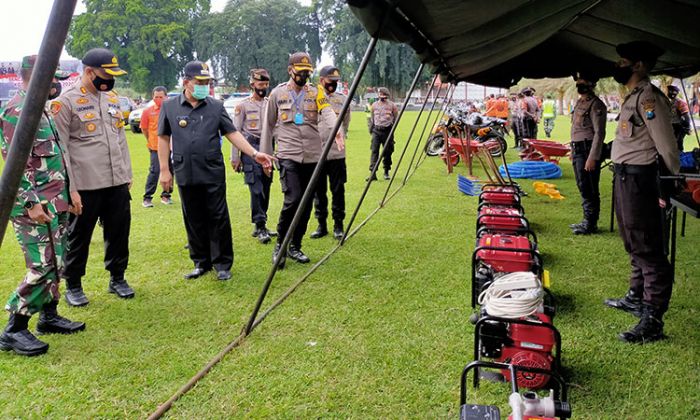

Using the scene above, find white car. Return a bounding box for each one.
[128,101,153,133]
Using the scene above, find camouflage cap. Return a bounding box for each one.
[82,48,127,76]
[21,55,71,79]
[250,68,270,82]
[289,52,314,72]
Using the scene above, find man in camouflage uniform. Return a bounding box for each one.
[311,65,350,240]
[368,87,398,181]
[0,55,85,357]
[231,68,277,244]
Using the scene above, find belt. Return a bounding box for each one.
[570,140,592,153]
[374,125,392,130]
[245,133,261,147]
[612,162,658,175]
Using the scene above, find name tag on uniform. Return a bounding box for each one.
[294,112,304,125]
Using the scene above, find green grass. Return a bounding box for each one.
[0,113,698,418]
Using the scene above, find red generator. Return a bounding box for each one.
[479,189,521,208]
[473,313,561,390]
[481,183,521,195]
[476,206,536,240]
[471,234,542,308]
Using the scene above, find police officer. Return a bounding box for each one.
[52,48,135,306]
[569,72,607,235]
[260,52,342,267]
[231,68,277,244]
[666,85,691,152]
[158,61,275,281]
[604,41,679,344]
[368,87,398,180]
[521,87,539,139]
[311,65,350,240]
[0,55,85,356]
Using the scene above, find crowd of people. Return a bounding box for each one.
[0,63,17,76]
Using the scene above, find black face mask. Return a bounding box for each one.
[576,84,591,95]
[292,71,310,87]
[254,88,267,98]
[379,97,387,102]
[324,81,337,93]
[49,82,62,99]
[613,65,633,85]
[92,73,115,92]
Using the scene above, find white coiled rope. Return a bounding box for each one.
[477,272,544,318]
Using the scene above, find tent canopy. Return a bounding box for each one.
[347,0,700,87]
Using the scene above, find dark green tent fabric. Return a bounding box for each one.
[347,0,700,87]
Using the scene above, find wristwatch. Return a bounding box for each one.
[253,150,259,159]
[24,201,37,210]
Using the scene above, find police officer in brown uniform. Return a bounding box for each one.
[260,52,342,267]
[569,72,607,235]
[604,41,679,344]
[52,48,135,306]
[231,68,277,244]
[369,87,398,180]
[311,65,350,240]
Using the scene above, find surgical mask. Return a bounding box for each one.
[576,84,591,95]
[92,74,115,92]
[154,97,164,107]
[49,82,62,99]
[254,88,267,98]
[192,84,209,100]
[324,81,337,93]
[292,71,310,87]
[613,65,633,85]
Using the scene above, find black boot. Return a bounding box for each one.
[310,220,328,239]
[333,221,344,240]
[108,275,135,299]
[569,220,585,230]
[64,278,89,307]
[604,289,643,317]
[288,245,311,263]
[272,242,286,269]
[366,172,378,181]
[37,301,85,335]
[619,305,667,344]
[383,170,390,180]
[0,314,49,356]
[256,224,272,244]
[572,220,597,235]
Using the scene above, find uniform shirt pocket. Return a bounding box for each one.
[278,102,293,123]
[78,112,103,138]
[245,112,260,130]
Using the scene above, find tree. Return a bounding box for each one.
[66,0,210,93]
[195,0,321,88]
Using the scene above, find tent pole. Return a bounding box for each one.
[680,78,700,149]
[244,36,378,335]
[410,85,455,177]
[0,0,77,249]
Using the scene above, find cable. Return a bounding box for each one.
[499,161,562,179]
[477,272,543,318]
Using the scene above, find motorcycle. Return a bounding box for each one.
[426,106,509,158]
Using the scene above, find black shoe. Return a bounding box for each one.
[64,286,89,307]
[604,290,643,317]
[310,222,328,239]
[108,277,135,299]
[257,228,271,244]
[619,307,666,344]
[217,270,232,281]
[272,243,286,269]
[288,246,310,263]
[366,173,378,181]
[569,221,585,230]
[184,267,211,280]
[572,222,597,235]
[251,227,261,238]
[383,171,390,180]
[37,301,85,335]
[0,314,49,356]
[333,224,344,240]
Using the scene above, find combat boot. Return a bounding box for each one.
[604,289,643,317]
[366,172,378,182]
[257,228,271,244]
[0,314,49,356]
[288,245,311,263]
[619,305,666,344]
[569,220,585,230]
[333,221,344,240]
[310,220,328,239]
[108,275,135,299]
[383,170,390,180]
[37,301,85,335]
[572,220,597,235]
[272,243,286,269]
[64,278,89,307]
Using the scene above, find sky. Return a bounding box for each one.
[0,0,313,62]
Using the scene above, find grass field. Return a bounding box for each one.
[0,112,698,418]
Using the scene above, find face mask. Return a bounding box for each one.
[49,82,62,99]
[154,97,164,107]
[292,71,309,87]
[379,97,387,102]
[254,88,267,98]
[91,72,115,92]
[324,81,337,93]
[613,65,633,85]
[576,84,590,95]
[192,84,209,100]
[668,92,678,100]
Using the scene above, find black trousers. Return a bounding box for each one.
[277,159,315,249]
[313,158,347,224]
[571,140,601,225]
[144,150,173,199]
[64,184,131,284]
[672,124,686,152]
[613,164,673,313]
[241,153,272,226]
[370,126,395,172]
[178,183,233,271]
[523,116,538,139]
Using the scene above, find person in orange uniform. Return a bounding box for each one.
[140,86,173,207]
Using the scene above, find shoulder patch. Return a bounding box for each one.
[50,101,62,115]
[235,106,241,115]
